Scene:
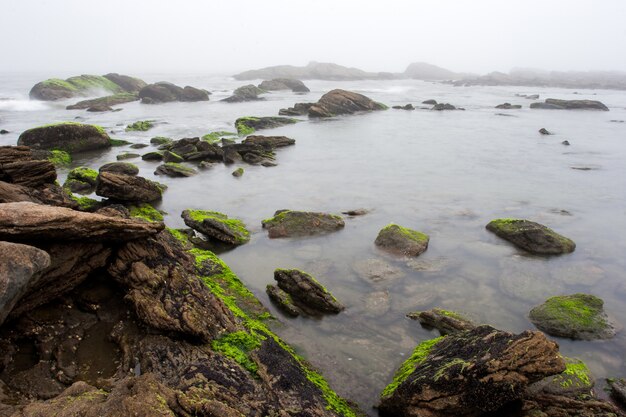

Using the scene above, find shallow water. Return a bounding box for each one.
[2,72,626,414]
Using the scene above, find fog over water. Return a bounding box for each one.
[1,0,626,74]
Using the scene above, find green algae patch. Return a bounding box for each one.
[48,149,72,166]
[202,131,238,143]
[126,120,154,132]
[66,75,123,94]
[67,166,98,184]
[381,336,445,398]
[41,78,79,92]
[560,358,592,388]
[235,117,259,136]
[109,138,131,146]
[129,203,163,222]
[529,293,615,340]
[380,224,428,243]
[212,331,265,374]
[185,210,250,245]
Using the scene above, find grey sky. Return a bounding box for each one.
[2,0,625,74]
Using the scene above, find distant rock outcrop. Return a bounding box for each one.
[404,62,461,80]
[222,85,266,103]
[234,61,384,81]
[258,78,310,92]
[29,74,146,101]
[138,82,210,104]
[308,89,388,118]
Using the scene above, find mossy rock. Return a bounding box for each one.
[486,218,575,255]
[116,152,140,161]
[273,268,344,315]
[529,357,594,397]
[181,209,250,245]
[162,150,184,163]
[18,122,111,154]
[235,116,298,136]
[142,151,164,161]
[63,166,99,194]
[125,120,154,132]
[129,203,164,222]
[154,163,197,177]
[232,167,244,177]
[262,210,345,238]
[529,294,617,340]
[407,308,475,335]
[47,150,72,167]
[150,136,172,145]
[29,74,137,101]
[266,284,301,317]
[99,162,139,176]
[374,224,429,257]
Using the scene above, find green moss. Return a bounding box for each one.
[70,194,100,211]
[166,228,188,244]
[129,203,163,222]
[67,166,98,183]
[380,223,429,243]
[376,101,389,110]
[48,149,72,166]
[232,167,244,177]
[202,131,238,143]
[109,138,131,146]
[126,120,154,132]
[40,78,79,91]
[557,358,592,388]
[187,210,250,244]
[532,294,606,328]
[435,309,466,321]
[212,331,265,374]
[381,336,445,398]
[150,136,172,145]
[66,75,123,94]
[235,117,260,136]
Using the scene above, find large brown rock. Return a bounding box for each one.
[262,210,345,238]
[0,181,77,208]
[0,242,50,326]
[308,89,387,118]
[17,123,111,154]
[0,202,163,242]
[375,224,429,257]
[96,172,164,203]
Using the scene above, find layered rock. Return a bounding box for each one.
[530,99,609,110]
[95,172,164,202]
[181,209,250,245]
[308,89,387,118]
[138,82,210,104]
[375,224,429,257]
[241,135,295,149]
[262,210,345,238]
[258,78,310,92]
[18,123,111,154]
[279,102,314,116]
[269,268,344,315]
[66,92,139,110]
[486,218,576,255]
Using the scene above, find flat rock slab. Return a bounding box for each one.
[352,258,405,284]
[262,210,345,238]
[486,218,575,255]
[0,202,164,242]
[375,224,429,257]
[96,172,164,202]
[273,268,344,315]
[529,293,617,340]
[531,99,609,111]
[241,135,295,148]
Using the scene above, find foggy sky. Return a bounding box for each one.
[2,0,625,75]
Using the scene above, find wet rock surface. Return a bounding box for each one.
[530,98,609,110]
[271,268,344,315]
[95,172,164,202]
[262,210,345,238]
[235,116,298,135]
[138,82,210,104]
[375,224,429,257]
[407,308,476,335]
[308,89,387,118]
[486,218,576,255]
[17,123,111,154]
[99,162,139,176]
[181,209,250,245]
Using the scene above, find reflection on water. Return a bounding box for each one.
[2,74,626,414]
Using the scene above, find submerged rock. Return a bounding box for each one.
[138,82,210,104]
[422,99,437,105]
[352,258,405,284]
[392,104,415,110]
[528,357,595,397]
[495,102,522,109]
[486,218,576,255]
[262,210,345,238]
[258,78,310,92]
[308,89,387,118]
[529,293,617,340]
[374,224,429,257]
[432,103,461,110]
[342,208,369,216]
[181,209,250,245]
[18,122,111,154]
[141,151,163,161]
[272,268,344,315]
[407,308,475,335]
[378,325,565,416]
[235,116,298,135]
[232,167,244,177]
[530,99,609,111]
[96,172,164,202]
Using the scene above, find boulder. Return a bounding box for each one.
[235,116,298,135]
[279,102,314,116]
[0,181,76,208]
[529,293,617,340]
[539,128,553,135]
[102,73,147,93]
[181,209,250,245]
[0,241,50,326]
[150,136,171,145]
[222,84,266,103]
[486,218,575,255]
[0,159,56,187]
[154,163,197,177]
[272,268,344,314]
[95,172,164,202]
[422,99,437,105]
[232,167,244,177]
[0,201,163,242]
[262,210,345,238]
[407,308,476,335]
[162,150,183,163]
[242,135,295,149]
[258,78,310,92]
[99,162,139,176]
[138,82,209,104]
[530,99,609,110]
[495,103,522,109]
[18,123,111,154]
[141,151,163,161]
[378,325,566,416]
[66,92,139,110]
[374,224,429,257]
[28,74,131,101]
[308,89,387,118]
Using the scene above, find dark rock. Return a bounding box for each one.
[262,210,345,238]
[235,116,298,135]
[539,128,553,135]
[495,103,522,109]
[138,82,209,104]
[516,94,540,99]
[181,209,249,245]
[0,159,56,187]
[279,102,314,116]
[141,151,163,161]
[28,74,135,101]
[242,135,295,149]
[531,99,609,110]
[392,104,415,110]
[232,167,244,177]
[0,241,50,325]
[308,89,387,118]
[407,308,476,335]
[528,358,594,398]
[486,218,575,255]
[0,181,77,208]
[162,150,184,163]
[374,224,429,257]
[66,92,139,110]
[529,293,617,340]
[116,152,140,161]
[422,99,437,105]
[561,140,570,146]
[342,208,369,216]
[102,73,147,93]
[432,103,458,110]
[154,163,197,177]
[0,130,9,134]
[259,78,310,92]
[266,284,300,317]
[96,172,164,202]
[129,143,148,149]
[18,123,111,154]
[273,269,344,314]
[378,325,566,416]
[222,84,266,103]
[99,162,139,176]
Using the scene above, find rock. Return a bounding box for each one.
[149,136,171,145]
[422,99,437,105]
[63,166,98,194]
[495,103,522,109]
[129,143,148,149]
[608,378,626,405]
[486,218,575,255]
[352,258,405,284]
[96,172,164,202]
[432,103,458,110]
[28,74,138,101]
[66,92,139,110]
[102,73,147,93]
[18,123,111,154]
[562,140,570,146]
[342,208,369,216]
[531,99,609,110]
[528,358,594,397]
[0,129,9,134]
[378,325,566,416]
[529,293,617,340]
[374,224,429,257]
[242,135,295,148]
[308,89,387,118]
[116,152,140,161]
[141,151,163,161]
[516,94,540,99]
[0,159,56,187]
[539,128,553,135]
[0,241,50,326]
[162,150,183,163]
[262,210,345,238]
[272,268,344,314]
[126,120,153,132]
[232,167,244,177]
[222,84,266,103]
[154,163,197,177]
[138,82,210,104]
[407,308,475,335]
[235,116,298,135]
[266,284,301,317]
[392,104,415,110]
[86,105,113,112]
[258,78,310,92]
[234,61,382,81]
[279,102,314,116]
[181,209,250,245]
[0,201,163,242]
